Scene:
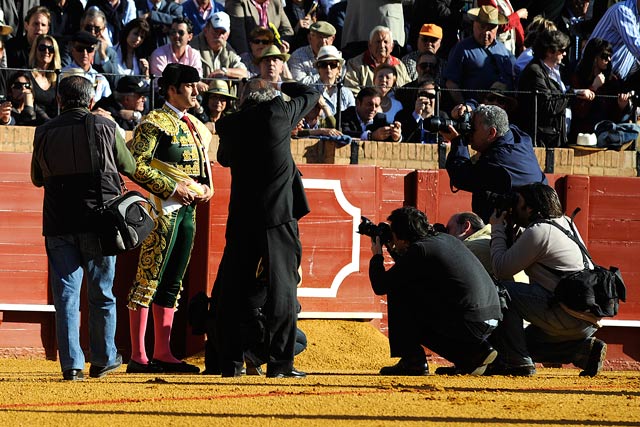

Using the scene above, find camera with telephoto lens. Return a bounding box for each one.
[424,111,472,134]
[358,216,392,245]
[486,191,519,216]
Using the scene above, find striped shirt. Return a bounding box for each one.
[588,0,640,79]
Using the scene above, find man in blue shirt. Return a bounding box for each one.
[444,5,516,106]
[588,0,640,84]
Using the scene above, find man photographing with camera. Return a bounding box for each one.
[341,87,402,142]
[439,104,546,222]
[366,206,502,376]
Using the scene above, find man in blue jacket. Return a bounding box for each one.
[440,104,547,223]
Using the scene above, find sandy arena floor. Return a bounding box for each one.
[0,320,638,427]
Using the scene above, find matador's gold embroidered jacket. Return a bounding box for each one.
[128,105,212,200]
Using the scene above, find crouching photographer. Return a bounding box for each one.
[488,183,608,377]
[365,206,502,376]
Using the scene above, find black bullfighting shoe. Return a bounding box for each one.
[152,359,200,374]
[126,359,164,374]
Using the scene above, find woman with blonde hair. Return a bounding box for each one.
[28,34,61,119]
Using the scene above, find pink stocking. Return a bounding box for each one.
[152,304,181,363]
[129,307,149,364]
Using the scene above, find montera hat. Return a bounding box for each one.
[253,44,290,65]
[309,21,336,37]
[209,11,230,33]
[158,63,200,89]
[467,5,508,25]
[116,76,150,94]
[205,79,236,99]
[419,24,443,39]
[315,45,344,65]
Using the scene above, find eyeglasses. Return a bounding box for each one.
[12,82,31,90]
[600,53,611,61]
[250,39,272,45]
[170,29,187,36]
[84,25,103,34]
[556,47,567,54]
[418,62,437,70]
[74,45,95,53]
[318,61,340,69]
[37,44,55,53]
[418,91,436,100]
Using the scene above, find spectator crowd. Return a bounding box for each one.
[1,0,639,147]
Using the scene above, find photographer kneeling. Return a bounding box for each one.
[488,183,607,377]
[367,206,502,376]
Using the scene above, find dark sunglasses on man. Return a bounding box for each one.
[74,44,96,53]
[84,25,103,34]
[170,29,187,37]
[317,61,340,69]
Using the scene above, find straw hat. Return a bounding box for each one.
[205,79,236,99]
[467,5,508,25]
[253,45,290,65]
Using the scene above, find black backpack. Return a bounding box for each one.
[538,209,626,317]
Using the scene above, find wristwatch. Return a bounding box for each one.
[221,67,228,76]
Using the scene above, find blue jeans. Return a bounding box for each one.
[46,233,118,372]
[491,281,598,368]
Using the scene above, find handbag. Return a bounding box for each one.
[538,209,626,317]
[86,113,155,256]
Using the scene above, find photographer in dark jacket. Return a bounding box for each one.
[368,206,502,376]
[440,104,547,223]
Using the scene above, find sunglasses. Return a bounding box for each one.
[318,61,340,69]
[38,44,55,53]
[170,29,187,36]
[84,25,103,34]
[418,62,437,70]
[600,53,611,61]
[418,91,436,100]
[250,39,272,45]
[12,82,31,90]
[74,45,95,53]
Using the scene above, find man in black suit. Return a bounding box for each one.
[134,0,184,58]
[214,79,319,378]
[341,86,402,141]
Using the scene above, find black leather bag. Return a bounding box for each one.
[95,191,155,256]
[553,264,626,317]
[540,211,627,317]
[85,113,155,256]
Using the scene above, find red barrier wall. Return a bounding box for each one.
[1,154,638,367]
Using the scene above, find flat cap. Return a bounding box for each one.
[309,21,336,37]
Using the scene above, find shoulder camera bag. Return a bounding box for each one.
[86,113,155,256]
[539,209,626,317]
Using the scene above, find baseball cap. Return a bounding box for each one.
[209,11,230,33]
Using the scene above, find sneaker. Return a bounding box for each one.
[89,354,123,378]
[580,338,607,377]
[468,347,499,376]
[484,362,536,377]
[434,348,498,376]
[379,358,430,376]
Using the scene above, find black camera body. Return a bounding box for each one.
[486,191,519,216]
[358,216,392,245]
[424,111,472,134]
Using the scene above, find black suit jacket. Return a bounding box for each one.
[340,108,391,140]
[217,82,319,229]
[516,58,569,147]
